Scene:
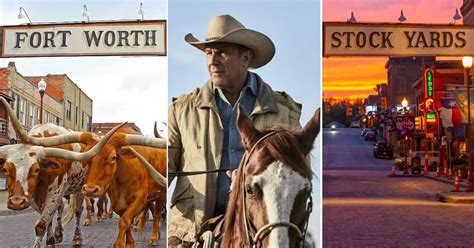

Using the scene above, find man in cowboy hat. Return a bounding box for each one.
[168,14,302,246]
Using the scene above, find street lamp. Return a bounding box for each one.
[38,78,47,124]
[82,5,90,22]
[17,7,32,24]
[138,2,144,21]
[347,11,356,23]
[401,97,408,113]
[463,56,474,191]
[402,98,410,175]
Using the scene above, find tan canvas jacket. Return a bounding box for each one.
[168,74,302,242]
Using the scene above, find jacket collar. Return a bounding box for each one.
[195,73,278,116]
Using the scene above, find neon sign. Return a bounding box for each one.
[425,69,434,98]
[426,112,436,123]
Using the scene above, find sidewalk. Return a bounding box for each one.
[388,155,474,204]
[423,173,474,203]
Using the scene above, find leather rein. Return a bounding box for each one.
[239,130,313,248]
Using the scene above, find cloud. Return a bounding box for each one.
[1,56,167,136]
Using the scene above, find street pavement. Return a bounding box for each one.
[323,128,474,247]
[0,192,166,247]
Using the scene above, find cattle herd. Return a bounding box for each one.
[0,96,167,247]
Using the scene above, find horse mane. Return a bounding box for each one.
[259,128,312,179]
[221,128,312,247]
[221,156,248,247]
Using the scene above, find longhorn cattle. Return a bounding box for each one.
[128,146,166,234]
[81,126,167,247]
[83,193,113,226]
[0,97,121,247]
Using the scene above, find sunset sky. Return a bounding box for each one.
[323,0,465,98]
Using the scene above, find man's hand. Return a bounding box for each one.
[227,170,237,192]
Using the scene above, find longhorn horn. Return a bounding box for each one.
[42,122,126,161]
[0,96,29,143]
[0,96,87,147]
[153,121,162,138]
[26,131,83,147]
[0,146,8,160]
[128,147,167,186]
[123,134,166,148]
[22,122,128,147]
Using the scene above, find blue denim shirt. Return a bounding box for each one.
[214,72,257,215]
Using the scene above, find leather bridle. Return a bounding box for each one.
[171,129,313,247]
[239,130,313,248]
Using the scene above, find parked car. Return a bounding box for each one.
[326,122,345,129]
[373,141,393,159]
[350,121,360,128]
[364,131,377,141]
[361,128,370,137]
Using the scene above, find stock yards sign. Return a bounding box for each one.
[323,22,474,57]
[0,20,166,57]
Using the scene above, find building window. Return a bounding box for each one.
[81,111,84,129]
[20,98,26,125]
[75,106,79,125]
[29,104,35,126]
[37,107,40,124]
[66,101,72,120]
[45,111,50,124]
[11,93,17,114]
[54,116,60,126]
[87,115,92,131]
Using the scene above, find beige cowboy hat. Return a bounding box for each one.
[185,14,275,69]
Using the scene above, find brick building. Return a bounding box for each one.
[92,122,141,134]
[0,62,93,143]
[385,57,435,109]
[27,74,93,132]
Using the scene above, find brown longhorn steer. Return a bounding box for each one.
[1,95,121,248]
[81,126,167,247]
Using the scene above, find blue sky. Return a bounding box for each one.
[168,0,322,244]
[168,0,321,124]
[0,0,167,136]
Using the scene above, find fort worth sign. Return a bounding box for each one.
[323,22,474,57]
[0,20,166,57]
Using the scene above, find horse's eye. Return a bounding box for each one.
[245,185,254,196]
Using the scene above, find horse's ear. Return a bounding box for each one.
[237,104,259,151]
[298,107,320,155]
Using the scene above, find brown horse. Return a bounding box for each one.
[221,105,320,248]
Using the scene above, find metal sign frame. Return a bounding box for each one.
[323,22,474,57]
[0,20,167,58]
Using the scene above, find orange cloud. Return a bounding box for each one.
[323,57,387,95]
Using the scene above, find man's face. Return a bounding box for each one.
[205,43,252,90]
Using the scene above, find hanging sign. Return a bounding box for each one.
[323,22,474,57]
[1,20,167,57]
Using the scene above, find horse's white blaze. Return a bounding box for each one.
[252,161,310,248]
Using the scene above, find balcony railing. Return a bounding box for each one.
[0,118,7,136]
